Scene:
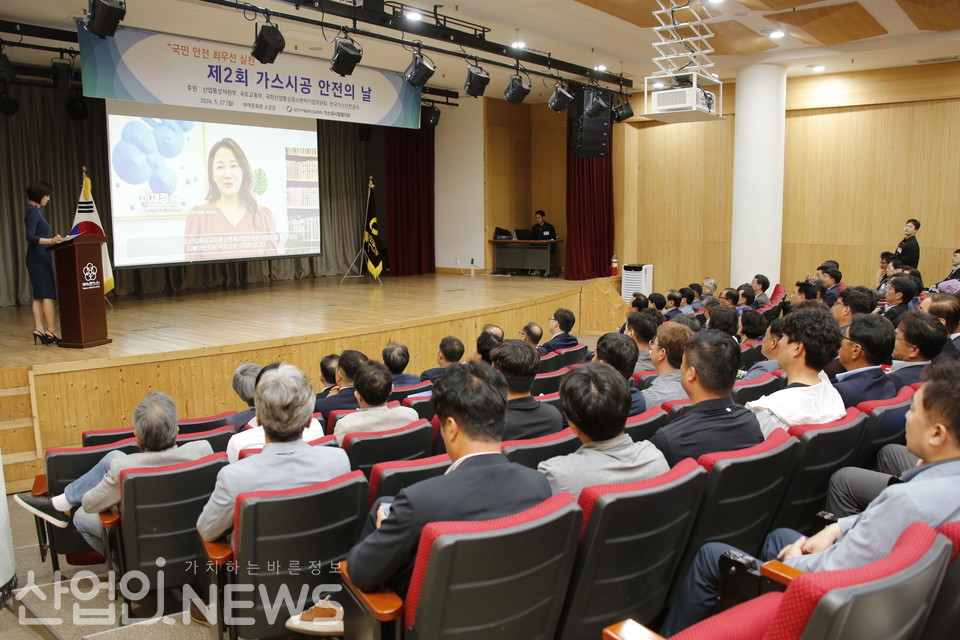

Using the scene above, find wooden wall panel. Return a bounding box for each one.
[484,99,533,269]
[530,108,569,268]
[580,277,629,333]
[781,98,960,288]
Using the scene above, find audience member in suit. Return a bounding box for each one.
[224,362,261,430]
[741,318,785,381]
[314,350,369,419]
[933,249,960,290]
[663,290,683,320]
[786,280,820,314]
[491,339,563,440]
[832,287,877,332]
[751,274,771,309]
[719,288,738,310]
[382,342,422,388]
[641,322,693,408]
[595,331,646,416]
[315,354,339,401]
[745,305,845,437]
[705,305,738,342]
[678,287,696,315]
[344,361,552,595]
[333,361,420,446]
[875,251,896,295]
[888,310,947,388]
[538,363,668,498]
[625,311,658,373]
[883,275,917,327]
[700,277,718,301]
[698,297,719,331]
[919,293,960,362]
[648,293,667,312]
[735,287,754,316]
[15,392,214,552]
[474,330,503,364]
[650,331,763,467]
[821,267,842,307]
[894,218,921,268]
[519,322,543,348]
[197,364,351,541]
[536,307,578,356]
[481,323,505,340]
[618,293,649,333]
[833,314,898,408]
[689,283,704,311]
[672,313,701,334]
[420,336,464,382]
[662,358,960,636]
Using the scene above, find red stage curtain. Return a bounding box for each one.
[564,118,614,281]
[385,125,436,276]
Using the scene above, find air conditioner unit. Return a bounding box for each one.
[651,87,715,114]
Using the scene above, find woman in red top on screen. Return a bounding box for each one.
[184,138,277,261]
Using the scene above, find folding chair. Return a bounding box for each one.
[342,420,434,477]
[368,454,451,507]
[177,411,237,434]
[175,425,235,453]
[854,385,914,468]
[557,344,588,367]
[538,351,563,374]
[388,381,433,403]
[732,372,781,406]
[631,370,659,391]
[501,428,581,469]
[82,427,134,447]
[531,367,569,396]
[624,406,669,443]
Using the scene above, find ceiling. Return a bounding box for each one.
[1,0,958,103]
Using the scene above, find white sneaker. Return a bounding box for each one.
[285,598,344,636]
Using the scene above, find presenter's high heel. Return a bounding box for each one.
[45,331,62,344]
[33,331,51,345]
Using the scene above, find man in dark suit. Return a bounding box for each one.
[594,332,646,416]
[833,314,898,408]
[888,311,946,388]
[382,342,422,388]
[537,308,578,356]
[314,354,339,402]
[420,336,464,382]
[344,361,552,595]
[530,210,557,241]
[883,275,917,327]
[224,363,261,430]
[919,293,960,362]
[491,339,563,440]
[821,267,842,308]
[313,350,368,420]
[894,218,920,268]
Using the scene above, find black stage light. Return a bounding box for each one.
[52,59,73,90]
[0,54,15,83]
[84,0,126,38]
[504,74,530,105]
[583,86,609,118]
[547,83,573,112]
[252,23,285,65]
[330,37,363,77]
[612,100,634,122]
[66,95,89,120]
[0,93,20,116]
[403,52,435,87]
[423,104,441,127]
[463,65,489,98]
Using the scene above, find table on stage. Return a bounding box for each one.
[488,239,562,277]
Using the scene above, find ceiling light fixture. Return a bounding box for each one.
[612,99,634,122]
[547,81,573,112]
[330,35,363,76]
[463,61,490,98]
[252,17,285,64]
[403,44,435,87]
[808,64,825,72]
[511,28,525,50]
[84,0,126,39]
[594,64,607,72]
[583,85,609,118]
[768,29,785,40]
[504,65,531,105]
[404,10,423,21]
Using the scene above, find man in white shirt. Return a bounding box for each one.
[333,361,420,446]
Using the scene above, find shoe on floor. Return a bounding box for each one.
[285,598,344,636]
[14,493,70,528]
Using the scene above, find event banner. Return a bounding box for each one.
[78,25,421,129]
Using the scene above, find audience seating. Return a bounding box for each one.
[501,428,581,469]
[770,408,867,533]
[328,401,401,433]
[538,351,563,374]
[175,425,235,453]
[605,522,951,640]
[342,419,434,477]
[556,344,588,367]
[556,460,707,639]
[534,390,564,415]
[624,407,669,443]
[738,341,765,371]
[81,427,135,448]
[402,395,436,422]
[200,471,368,640]
[177,411,237,434]
[662,398,692,420]
[769,283,785,304]
[237,434,337,460]
[854,386,914,468]
[100,453,227,606]
[921,521,960,639]
[531,367,569,396]
[731,373,782,406]
[341,493,582,640]
[388,381,432,403]
[368,454,451,507]
[631,370,660,390]
[29,439,141,572]
[670,430,798,598]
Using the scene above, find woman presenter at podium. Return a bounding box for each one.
[23,180,62,345]
[183,137,277,262]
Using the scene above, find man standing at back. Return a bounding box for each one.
[537,308,578,355]
[343,361,552,595]
[490,340,563,440]
[895,218,921,268]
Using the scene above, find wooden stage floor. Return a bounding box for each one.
[0,273,584,370]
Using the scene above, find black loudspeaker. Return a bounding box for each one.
[52,60,73,90]
[252,24,285,64]
[571,88,610,159]
[358,124,372,141]
[84,0,126,38]
[463,66,489,98]
[330,38,362,77]
[0,54,15,83]
[422,105,440,127]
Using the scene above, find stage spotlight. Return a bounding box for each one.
[423,104,441,127]
[612,100,634,122]
[463,65,489,98]
[583,86,609,118]
[66,94,89,120]
[547,83,573,112]
[403,51,435,88]
[0,92,19,116]
[330,36,363,77]
[504,74,530,105]
[84,0,126,38]
[252,22,285,64]
[0,53,15,83]
[52,59,73,90]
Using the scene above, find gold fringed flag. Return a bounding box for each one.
[363,178,383,278]
[71,170,115,293]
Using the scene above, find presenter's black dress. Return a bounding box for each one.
[24,204,56,300]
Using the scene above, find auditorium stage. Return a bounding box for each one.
[0,273,626,492]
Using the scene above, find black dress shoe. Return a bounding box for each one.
[13,493,70,528]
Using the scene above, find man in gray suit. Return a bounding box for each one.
[197,363,351,542]
[14,392,214,553]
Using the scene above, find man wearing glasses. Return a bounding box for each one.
[833,314,898,408]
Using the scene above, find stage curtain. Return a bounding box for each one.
[385,125,435,276]
[0,85,366,306]
[564,117,614,281]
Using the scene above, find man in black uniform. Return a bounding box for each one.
[530,210,557,241]
[895,218,921,268]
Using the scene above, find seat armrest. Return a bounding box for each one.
[99,510,120,529]
[198,533,234,566]
[338,561,403,622]
[603,619,665,640]
[32,474,48,497]
[760,560,804,586]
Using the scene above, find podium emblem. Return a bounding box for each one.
[83,263,99,282]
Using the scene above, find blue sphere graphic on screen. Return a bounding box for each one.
[149,166,177,194]
[112,119,187,194]
[154,122,185,158]
[112,140,151,185]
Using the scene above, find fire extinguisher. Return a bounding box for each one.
[610,254,619,276]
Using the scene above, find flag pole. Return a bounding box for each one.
[340,176,382,286]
